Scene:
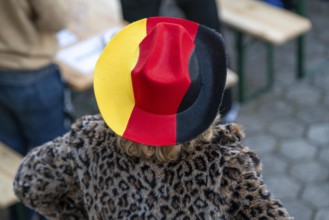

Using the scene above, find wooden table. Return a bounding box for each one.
[0,142,22,208]
[56,0,126,91]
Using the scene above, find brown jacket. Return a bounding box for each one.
[14,115,293,219]
[0,0,70,70]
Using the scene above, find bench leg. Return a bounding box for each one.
[236,31,246,103]
[16,203,26,220]
[235,32,274,103]
[266,43,274,88]
[297,35,306,79]
[296,0,307,79]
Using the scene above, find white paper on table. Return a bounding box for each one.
[102,26,122,42]
[56,29,79,47]
[56,27,122,75]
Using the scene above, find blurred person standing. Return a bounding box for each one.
[119,0,237,123]
[120,0,222,30]
[0,0,72,219]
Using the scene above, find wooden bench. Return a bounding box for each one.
[56,0,126,91]
[217,0,311,102]
[0,142,22,208]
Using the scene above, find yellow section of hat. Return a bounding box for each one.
[94,19,147,135]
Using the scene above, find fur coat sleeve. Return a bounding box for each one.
[13,132,88,219]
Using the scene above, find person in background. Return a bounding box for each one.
[263,0,296,11]
[0,0,72,219]
[13,17,293,219]
[119,0,238,123]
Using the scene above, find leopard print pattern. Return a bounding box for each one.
[14,115,293,220]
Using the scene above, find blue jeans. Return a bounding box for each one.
[0,64,70,220]
[0,64,69,155]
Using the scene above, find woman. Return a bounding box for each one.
[13,17,293,219]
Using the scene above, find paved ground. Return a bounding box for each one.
[225,1,329,219]
[1,0,328,219]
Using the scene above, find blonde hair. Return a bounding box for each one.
[116,115,221,163]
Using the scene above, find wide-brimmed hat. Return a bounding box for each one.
[94,17,227,146]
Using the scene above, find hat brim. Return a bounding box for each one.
[94,17,227,146]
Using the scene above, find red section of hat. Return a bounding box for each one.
[131,23,195,115]
[124,17,199,145]
[123,107,176,146]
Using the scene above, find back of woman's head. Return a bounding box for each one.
[116,115,221,163]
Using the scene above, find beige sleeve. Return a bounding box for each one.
[29,0,72,32]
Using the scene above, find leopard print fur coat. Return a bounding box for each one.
[14,114,293,220]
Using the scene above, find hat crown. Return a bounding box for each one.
[94,17,227,146]
[131,23,197,115]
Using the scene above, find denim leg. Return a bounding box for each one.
[17,67,68,149]
[0,64,68,151]
[176,0,222,31]
[0,101,27,155]
[0,64,69,220]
